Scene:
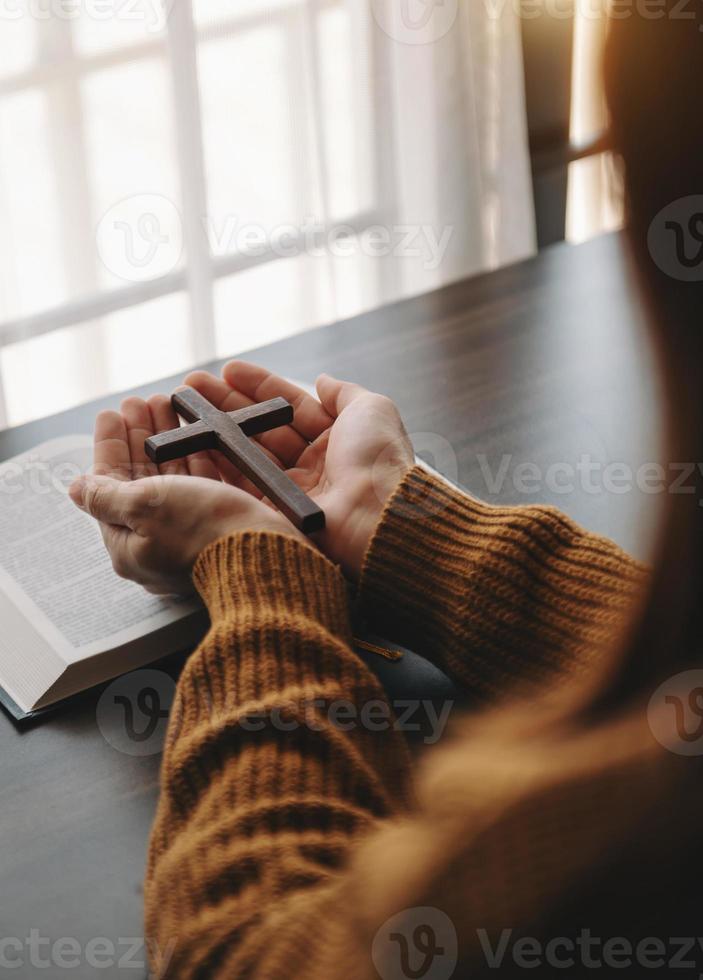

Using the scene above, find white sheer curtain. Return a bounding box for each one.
[0,0,535,429]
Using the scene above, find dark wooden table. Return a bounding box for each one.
[0,232,662,976]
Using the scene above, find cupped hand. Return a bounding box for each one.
[69,395,303,596]
[184,362,414,579]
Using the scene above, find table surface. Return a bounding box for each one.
[0,232,663,976]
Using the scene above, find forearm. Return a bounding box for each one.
[144,531,412,978]
[358,466,648,699]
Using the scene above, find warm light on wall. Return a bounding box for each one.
[566,11,623,244]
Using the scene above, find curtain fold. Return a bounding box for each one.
[365,0,536,298]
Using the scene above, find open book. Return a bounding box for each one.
[0,436,207,721]
[0,424,449,724]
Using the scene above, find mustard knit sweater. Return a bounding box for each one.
[144,467,693,979]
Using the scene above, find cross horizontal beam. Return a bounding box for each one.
[144,386,325,534]
[145,394,293,463]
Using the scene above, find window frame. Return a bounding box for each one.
[0,0,390,428]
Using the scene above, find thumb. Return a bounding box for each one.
[316,374,368,417]
[69,475,143,528]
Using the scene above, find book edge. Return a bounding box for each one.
[0,682,40,723]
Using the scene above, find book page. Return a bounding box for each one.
[0,436,199,667]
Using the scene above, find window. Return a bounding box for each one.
[0,0,537,429]
[0,0,386,428]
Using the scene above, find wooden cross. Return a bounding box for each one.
[144,386,325,534]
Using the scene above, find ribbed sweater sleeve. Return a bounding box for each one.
[144,531,412,979]
[358,466,649,697]
[142,477,672,980]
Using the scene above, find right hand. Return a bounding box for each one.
[184,362,415,579]
[70,393,305,596]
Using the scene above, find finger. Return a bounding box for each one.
[177,373,276,492]
[99,523,136,580]
[121,396,158,480]
[188,441,282,498]
[183,370,240,412]
[316,374,369,417]
[185,369,305,469]
[183,371,259,482]
[146,394,189,477]
[148,391,221,481]
[69,474,148,530]
[185,450,222,482]
[207,449,272,499]
[93,410,131,480]
[222,361,334,443]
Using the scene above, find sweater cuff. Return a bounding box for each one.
[359,465,472,615]
[193,531,352,643]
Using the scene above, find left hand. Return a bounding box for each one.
[69,396,304,595]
